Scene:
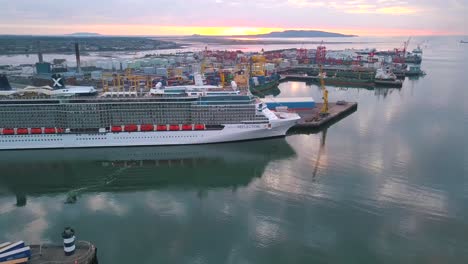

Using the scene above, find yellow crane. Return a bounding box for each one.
[319,65,329,115]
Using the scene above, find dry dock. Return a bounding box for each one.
[292,102,358,129]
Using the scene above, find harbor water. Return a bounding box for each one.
[1,36,467,263]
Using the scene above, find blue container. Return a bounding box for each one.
[258,76,266,85]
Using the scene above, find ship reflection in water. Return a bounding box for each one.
[0,138,296,206]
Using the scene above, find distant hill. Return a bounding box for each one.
[67,32,102,36]
[255,30,356,38]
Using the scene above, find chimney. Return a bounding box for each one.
[75,42,81,74]
[37,41,43,63]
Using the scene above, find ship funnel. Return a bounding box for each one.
[75,43,81,74]
[194,73,203,86]
[37,41,43,63]
[51,73,66,89]
[0,74,12,91]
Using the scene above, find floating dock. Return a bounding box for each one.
[292,102,358,129]
[29,241,97,264]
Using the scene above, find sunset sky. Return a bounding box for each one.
[0,0,466,36]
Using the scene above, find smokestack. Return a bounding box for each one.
[0,74,12,91]
[37,41,43,63]
[75,42,81,74]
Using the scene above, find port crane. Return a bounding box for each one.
[319,64,329,115]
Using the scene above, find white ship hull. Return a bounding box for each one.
[0,118,298,150]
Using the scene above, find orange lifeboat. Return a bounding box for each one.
[2,128,14,135]
[194,124,205,130]
[124,124,138,132]
[44,127,56,134]
[17,128,28,135]
[30,128,42,134]
[140,124,154,132]
[111,126,122,133]
[156,125,167,131]
[182,124,193,131]
[169,125,180,131]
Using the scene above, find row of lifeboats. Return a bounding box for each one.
[111,124,206,133]
[1,124,207,135]
[1,127,64,135]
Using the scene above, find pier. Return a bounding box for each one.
[292,102,358,129]
[29,241,98,264]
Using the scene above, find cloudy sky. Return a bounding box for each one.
[0,0,466,36]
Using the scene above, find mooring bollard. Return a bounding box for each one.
[62,227,76,256]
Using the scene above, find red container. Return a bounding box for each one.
[57,128,65,134]
[169,125,180,131]
[156,125,167,131]
[31,128,42,134]
[182,124,193,131]
[17,128,28,135]
[2,128,14,135]
[141,124,154,132]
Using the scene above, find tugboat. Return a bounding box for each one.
[412,45,423,54]
[375,68,403,87]
[404,53,422,64]
[405,65,426,77]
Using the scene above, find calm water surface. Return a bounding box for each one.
[0,37,467,263]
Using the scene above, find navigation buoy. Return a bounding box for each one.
[62,227,76,256]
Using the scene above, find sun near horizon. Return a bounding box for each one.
[1,25,462,37]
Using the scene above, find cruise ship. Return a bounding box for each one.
[0,75,300,150]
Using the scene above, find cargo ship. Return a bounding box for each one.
[317,76,374,88]
[249,74,280,95]
[309,71,374,88]
[374,68,403,88]
[0,76,300,150]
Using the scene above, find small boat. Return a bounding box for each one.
[194,124,205,130]
[111,126,122,133]
[156,125,167,131]
[406,65,426,77]
[461,40,468,44]
[182,124,193,131]
[124,124,138,132]
[1,128,14,135]
[30,128,42,134]
[44,128,56,134]
[0,241,31,263]
[169,125,180,131]
[16,128,29,135]
[140,124,154,132]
